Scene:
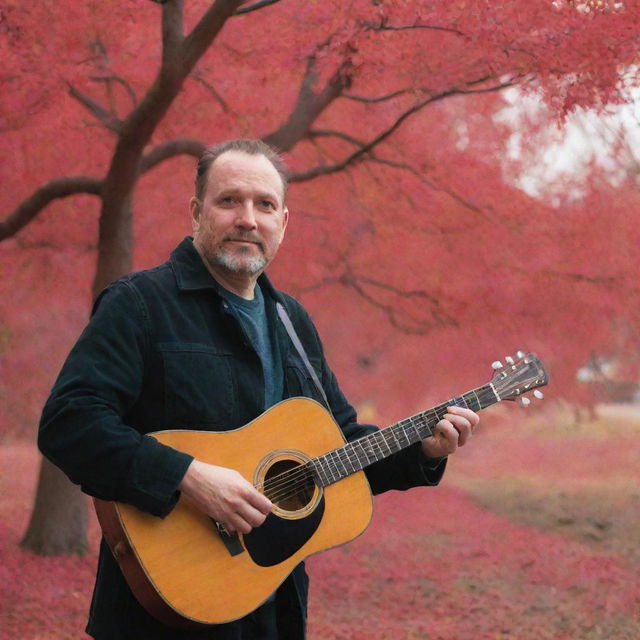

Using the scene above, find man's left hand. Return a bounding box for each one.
[421,405,480,459]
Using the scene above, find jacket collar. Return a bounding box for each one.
[170,236,285,303]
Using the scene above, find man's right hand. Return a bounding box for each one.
[178,459,273,534]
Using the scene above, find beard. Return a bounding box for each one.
[205,241,268,275]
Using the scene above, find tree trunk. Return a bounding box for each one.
[22,197,134,555]
[21,456,89,556]
[18,0,247,557]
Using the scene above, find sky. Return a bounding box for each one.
[495,80,640,204]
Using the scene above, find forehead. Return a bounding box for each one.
[205,151,285,201]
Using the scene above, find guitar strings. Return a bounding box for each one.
[258,390,495,504]
[255,411,443,503]
[256,419,422,503]
[256,387,494,502]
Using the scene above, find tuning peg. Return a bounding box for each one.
[516,350,525,358]
[533,390,544,399]
[505,356,515,365]
[518,396,531,407]
[491,361,504,370]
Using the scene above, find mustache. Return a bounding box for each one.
[223,233,263,248]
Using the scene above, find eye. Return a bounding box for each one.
[218,195,237,206]
[259,199,276,211]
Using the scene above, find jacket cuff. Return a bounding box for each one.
[417,451,448,485]
[122,435,194,517]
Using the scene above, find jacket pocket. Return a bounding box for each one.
[158,342,235,428]
[284,353,325,404]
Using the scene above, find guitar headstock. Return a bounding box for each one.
[490,351,548,406]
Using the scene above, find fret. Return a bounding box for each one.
[388,425,405,450]
[355,439,374,466]
[451,395,468,409]
[391,421,416,448]
[342,445,354,473]
[363,438,377,461]
[345,445,359,472]
[407,418,422,443]
[312,382,505,488]
[371,432,386,460]
[380,430,393,456]
[389,426,405,450]
[326,452,340,483]
[465,389,482,412]
[312,458,330,487]
[334,449,350,477]
[415,414,432,439]
[428,407,444,425]
[383,428,398,453]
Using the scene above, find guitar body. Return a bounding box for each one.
[94,397,373,628]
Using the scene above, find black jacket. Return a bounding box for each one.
[39,237,446,639]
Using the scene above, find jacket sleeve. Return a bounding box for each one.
[38,281,193,517]
[288,300,447,495]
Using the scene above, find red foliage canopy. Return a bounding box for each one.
[1,0,640,436]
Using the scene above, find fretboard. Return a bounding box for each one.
[310,383,499,488]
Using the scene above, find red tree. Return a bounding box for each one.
[1,0,639,554]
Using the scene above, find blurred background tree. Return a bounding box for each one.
[1,0,639,554]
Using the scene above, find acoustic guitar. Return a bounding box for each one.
[94,351,548,628]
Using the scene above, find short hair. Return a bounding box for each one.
[194,139,289,202]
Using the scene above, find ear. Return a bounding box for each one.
[279,206,289,243]
[189,197,201,233]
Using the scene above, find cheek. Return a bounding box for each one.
[194,215,221,241]
[263,226,285,253]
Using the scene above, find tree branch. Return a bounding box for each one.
[191,70,230,112]
[299,266,457,334]
[366,154,490,220]
[140,138,206,172]
[264,56,351,151]
[342,89,408,104]
[0,177,102,241]
[90,74,138,108]
[235,0,282,15]
[68,83,123,133]
[290,79,515,183]
[309,129,368,148]
[181,0,245,72]
[161,0,185,66]
[0,136,207,244]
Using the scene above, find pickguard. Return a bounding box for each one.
[243,496,325,566]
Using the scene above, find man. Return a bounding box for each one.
[38,139,479,639]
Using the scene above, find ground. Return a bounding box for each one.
[1,403,638,639]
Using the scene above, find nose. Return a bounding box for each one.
[235,200,258,230]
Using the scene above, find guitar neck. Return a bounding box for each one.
[311,383,500,488]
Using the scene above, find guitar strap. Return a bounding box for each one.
[276,302,331,411]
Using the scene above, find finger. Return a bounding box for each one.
[433,420,460,454]
[447,405,480,428]
[245,487,273,515]
[237,500,271,528]
[443,413,473,446]
[226,508,267,535]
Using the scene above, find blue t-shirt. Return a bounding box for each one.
[220,284,283,411]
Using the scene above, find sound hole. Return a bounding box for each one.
[263,460,316,512]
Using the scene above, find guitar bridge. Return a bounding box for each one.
[211,519,244,557]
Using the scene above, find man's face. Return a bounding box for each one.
[190,151,288,278]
